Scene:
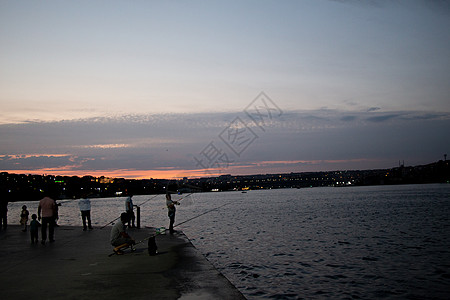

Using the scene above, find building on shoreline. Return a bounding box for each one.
[1,160,448,202]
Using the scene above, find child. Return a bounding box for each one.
[20,205,29,232]
[29,214,41,244]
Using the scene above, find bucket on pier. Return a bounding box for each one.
[156,227,166,235]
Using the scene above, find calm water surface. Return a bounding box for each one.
[9,184,450,299]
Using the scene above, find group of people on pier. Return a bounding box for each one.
[110,192,180,255]
[0,191,180,252]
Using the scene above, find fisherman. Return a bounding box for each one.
[124,194,136,228]
[78,194,93,231]
[110,212,135,255]
[166,192,180,234]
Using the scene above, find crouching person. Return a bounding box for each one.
[110,212,135,255]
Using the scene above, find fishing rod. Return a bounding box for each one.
[174,202,230,228]
[172,192,194,204]
[138,194,160,207]
[166,193,193,202]
[100,215,122,230]
[131,201,231,247]
[160,192,194,210]
[108,202,231,256]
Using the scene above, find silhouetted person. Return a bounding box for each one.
[20,205,29,232]
[78,195,93,231]
[125,194,136,228]
[30,214,41,244]
[166,192,179,234]
[0,198,8,230]
[38,196,56,244]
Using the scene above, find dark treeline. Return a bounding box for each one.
[1,160,449,202]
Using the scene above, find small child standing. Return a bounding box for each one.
[20,205,29,232]
[29,214,41,244]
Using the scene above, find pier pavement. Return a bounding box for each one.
[0,225,245,300]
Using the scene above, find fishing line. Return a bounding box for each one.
[174,202,230,228]
[137,194,160,207]
[172,192,194,203]
[108,198,231,256]
[100,215,122,230]
[131,201,232,247]
[160,192,195,210]
[179,194,195,207]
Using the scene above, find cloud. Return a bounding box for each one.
[341,115,357,122]
[329,0,450,12]
[1,110,449,178]
[328,0,383,8]
[401,113,449,121]
[0,154,80,170]
[365,114,401,123]
[76,144,131,149]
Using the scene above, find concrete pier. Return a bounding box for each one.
[0,225,245,300]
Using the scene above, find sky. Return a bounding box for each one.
[1,0,449,179]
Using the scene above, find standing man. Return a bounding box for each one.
[125,194,136,228]
[0,198,8,230]
[38,196,56,244]
[78,195,93,231]
[166,192,179,234]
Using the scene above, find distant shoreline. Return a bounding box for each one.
[1,159,449,201]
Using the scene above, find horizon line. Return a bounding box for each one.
[1,160,440,181]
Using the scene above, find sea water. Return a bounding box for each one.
[7,184,450,299]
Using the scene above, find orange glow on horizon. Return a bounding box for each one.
[1,158,380,180]
[0,168,220,180]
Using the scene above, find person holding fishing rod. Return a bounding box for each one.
[166,192,180,235]
[125,193,136,228]
[110,212,135,255]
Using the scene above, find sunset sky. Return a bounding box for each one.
[1,0,449,179]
